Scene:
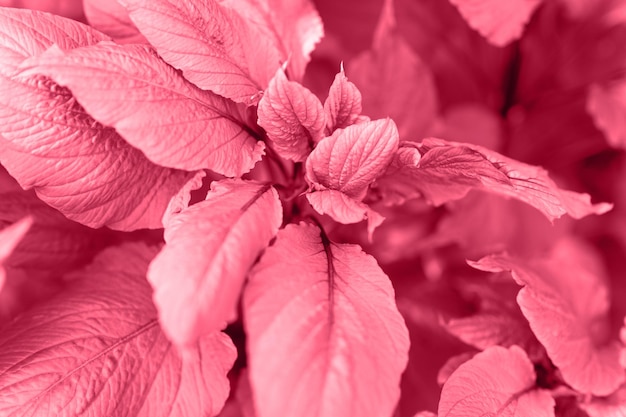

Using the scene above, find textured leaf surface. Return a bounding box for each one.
[448,0,543,46]
[119,0,274,104]
[0,8,194,230]
[257,68,325,161]
[0,243,237,417]
[0,217,31,293]
[588,80,626,150]
[148,179,282,349]
[439,346,555,417]
[22,42,264,176]
[324,67,363,134]
[83,0,147,43]
[244,222,410,417]
[471,239,626,396]
[373,138,612,221]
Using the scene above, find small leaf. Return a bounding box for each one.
[439,345,555,417]
[471,238,626,396]
[0,243,237,417]
[448,0,543,46]
[148,179,282,349]
[373,138,612,221]
[0,217,32,293]
[257,68,325,162]
[244,222,410,417]
[587,80,626,150]
[21,42,265,176]
[324,66,363,133]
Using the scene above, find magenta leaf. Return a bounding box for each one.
[323,66,363,134]
[448,0,543,46]
[349,0,438,140]
[587,80,626,150]
[148,179,282,349]
[118,0,276,104]
[373,138,612,221]
[20,41,265,176]
[439,345,555,417]
[83,0,147,44]
[244,222,410,417]
[0,242,237,417]
[471,238,626,396]
[257,68,325,162]
[0,216,32,293]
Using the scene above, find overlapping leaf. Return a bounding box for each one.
[439,345,555,417]
[83,0,147,44]
[148,179,282,349]
[471,239,625,396]
[20,41,265,176]
[0,243,237,417]
[373,137,612,221]
[244,222,410,417]
[324,67,363,134]
[257,68,325,161]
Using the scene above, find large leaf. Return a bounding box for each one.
[20,41,265,176]
[257,68,325,162]
[244,222,410,417]
[439,345,555,417]
[471,238,626,396]
[372,138,612,221]
[148,179,282,349]
[0,242,237,416]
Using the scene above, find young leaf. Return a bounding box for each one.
[257,68,325,162]
[0,216,32,293]
[448,0,543,46]
[83,0,148,44]
[324,66,363,134]
[471,239,626,396]
[118,0,276,104]
[438,346,555,417]
[349,0,438,140]
[0,243,237,417]
[587,80,626,150]
[148,179,282,349]
[244,222,410,417]
[373,138,612,221]
[20,42,265,177]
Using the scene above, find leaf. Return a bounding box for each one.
[372,138,612,221]
[587,80,626,150]
[0,217,32,293]
[21,41,265,177]
[438,345,555,417]
[581,384,626,417]
[323,66,363,134]
[471,238,626,396]
[148,179,282,349]
[448,0,543,46]
[348,0,438,140]
[0,8,195,230]
[83,0,148,44]
[118,0,277,104]
[0,242,237,417]
[257,68,325,162]
[244,222,410,417]
[0,0,85,21]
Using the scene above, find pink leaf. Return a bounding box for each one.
[0,243,237,417]
[148,179,282,349]
[323,66,363,134]
[373,138,612,221]
[21,42,265,176]
[587,80,626,150]
[348,0,438,140]
[0,216,32,293]
[439,346,555,417]
[118,0,276,104]
[0,0,85,21]
[471,239,626,396]
[581,384,626,417]
[83,0,147,44]
[448,0,543,46]
[244,222,410,417]
[257,68,325,162]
